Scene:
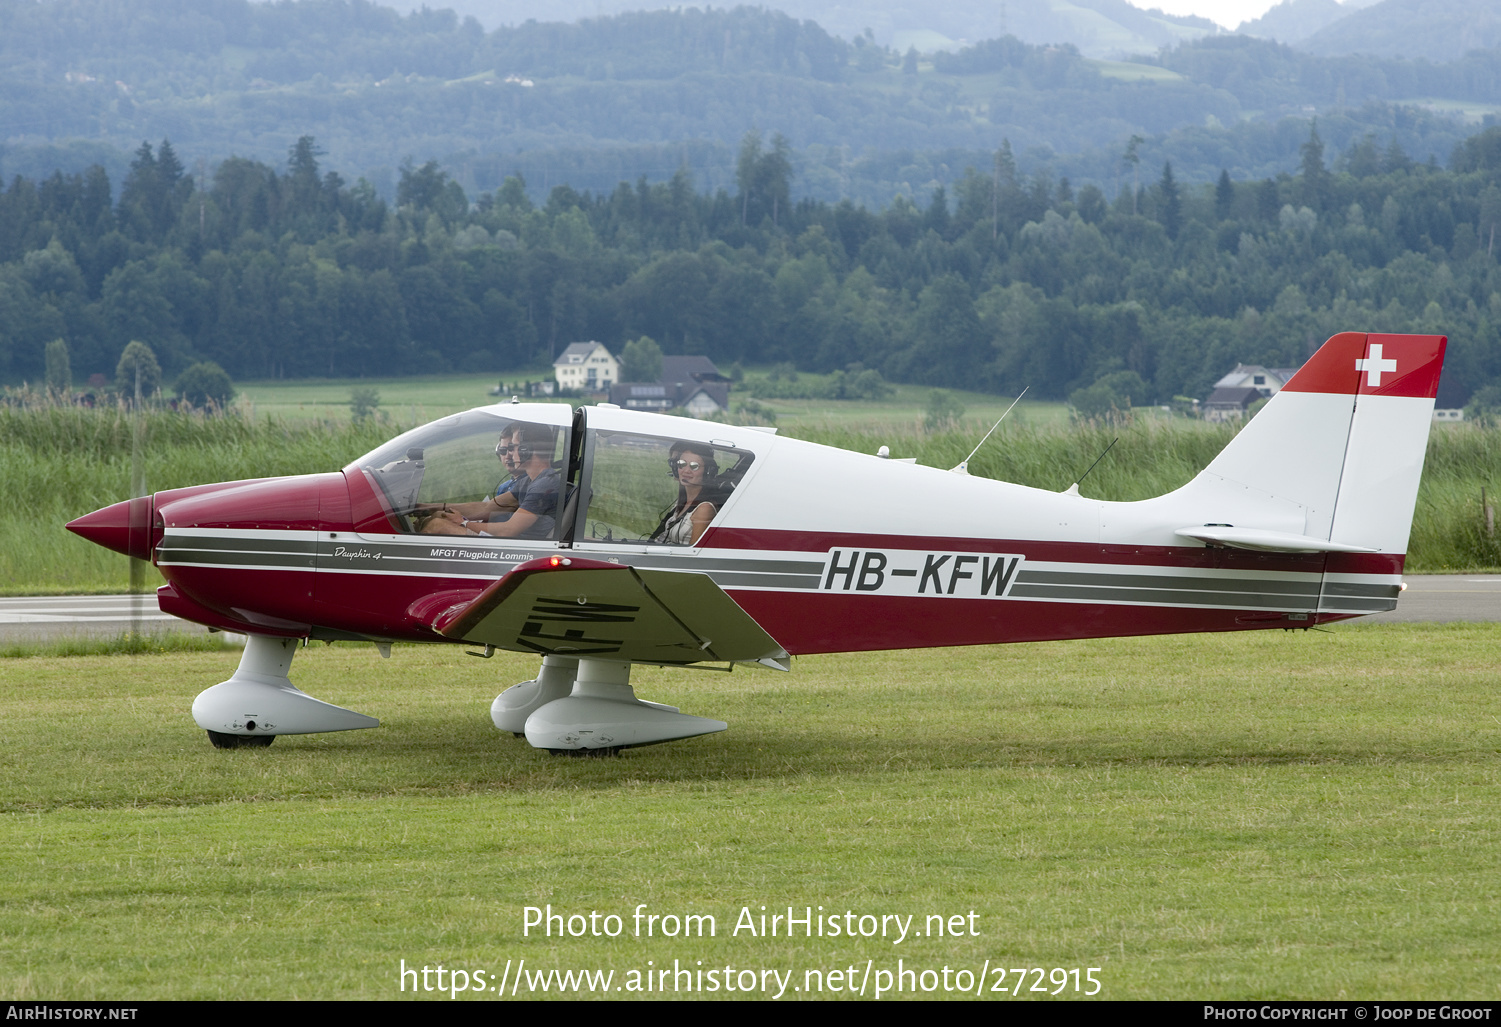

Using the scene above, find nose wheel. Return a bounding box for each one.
[207,730,275,749]
[193,634,379,748]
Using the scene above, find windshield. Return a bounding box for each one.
[350,409,572,541]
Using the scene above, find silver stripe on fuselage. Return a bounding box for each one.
[156,530,1396,612]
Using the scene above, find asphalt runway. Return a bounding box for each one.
[1,575,1498,643]
[1360,574,1501,623]
[0,594,219,642]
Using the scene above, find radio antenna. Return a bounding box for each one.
[1063,437,1118,495]
[950,387,1028,475]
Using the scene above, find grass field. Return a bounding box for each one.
[1,624,1498,1000]
[1089,60,1188,83]
[233,373,510,424]
[230,371,1077,431]
[746,383,1076,431]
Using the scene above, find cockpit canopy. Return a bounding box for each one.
[350,409,572,540]
[347,406,754,545]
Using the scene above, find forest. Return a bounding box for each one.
[4,122,1501,409]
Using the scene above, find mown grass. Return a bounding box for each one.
[5,405,1501,593]
[0,625,1497,999]
[233,373,508,424]
[0,630,237,660]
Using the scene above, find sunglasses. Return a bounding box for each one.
[674,459,703,471]
[496,441,521,455]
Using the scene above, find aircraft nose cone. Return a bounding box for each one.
[66,497,154,560]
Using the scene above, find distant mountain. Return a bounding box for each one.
[1,0,1493,206]
[998,0,1219,57]
[378,0,1220,58]
[1236,0,1356,44]
[1300,0,1501,59]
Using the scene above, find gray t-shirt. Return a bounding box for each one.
[490,466,561,539]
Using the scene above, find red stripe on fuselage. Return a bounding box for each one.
[154,525,1401,649]
[726,589,1334,654]
[164,564,316,631]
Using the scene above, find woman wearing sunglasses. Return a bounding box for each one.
[652,441,722,546]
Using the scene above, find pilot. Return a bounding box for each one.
[423,423,561,539]
[491,424,525,502]
[650,441,722,546]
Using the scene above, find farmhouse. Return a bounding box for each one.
[1204,362,1301,422]
[1203,386,1264,423]
[553,342,620,392]
[609,355,732,418]
[1213,363,1298,399]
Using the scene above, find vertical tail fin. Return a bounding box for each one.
[1185,332,1446,557]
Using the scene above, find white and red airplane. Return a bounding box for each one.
[67,331,1446,754]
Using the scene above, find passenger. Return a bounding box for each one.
[422,423,561,539]
[651,442,722,546]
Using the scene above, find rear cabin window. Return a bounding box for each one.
[582,431,752,545]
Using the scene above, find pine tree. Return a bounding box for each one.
[1299,121,1330,211]
[1215,169,1234,221]
[1159,162,1181,240]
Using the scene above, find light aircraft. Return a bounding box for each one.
[67,331,1446,754]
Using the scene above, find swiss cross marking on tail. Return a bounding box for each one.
[1355,343,1398,387]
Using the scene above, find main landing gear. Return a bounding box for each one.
[492,655,726,754]
[192,638,720,755]
[192,634,379,748]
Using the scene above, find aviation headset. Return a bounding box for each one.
[503,423,554,463]
[667,442,718,481]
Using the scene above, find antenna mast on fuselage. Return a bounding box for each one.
[950,387,1028,475]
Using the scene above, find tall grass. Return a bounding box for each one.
[1,406,397,592]
[797,416,1501,572]
[798,416,1234,499]
[1404,426,1501,570]
[6,407,1499,592]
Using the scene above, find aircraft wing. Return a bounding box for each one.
[427,556,789,666]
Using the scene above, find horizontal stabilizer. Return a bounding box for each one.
[430,556,788,664]
[1174,526,1379,554]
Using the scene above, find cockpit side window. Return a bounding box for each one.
[351,412,570,540]
[581,430,752,545]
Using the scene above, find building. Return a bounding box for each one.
[1203,361,1303,422]
[553,342,620,392]
[609,355,732,418]
[1203,386,1264,423]
[1213,363,1298,399]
